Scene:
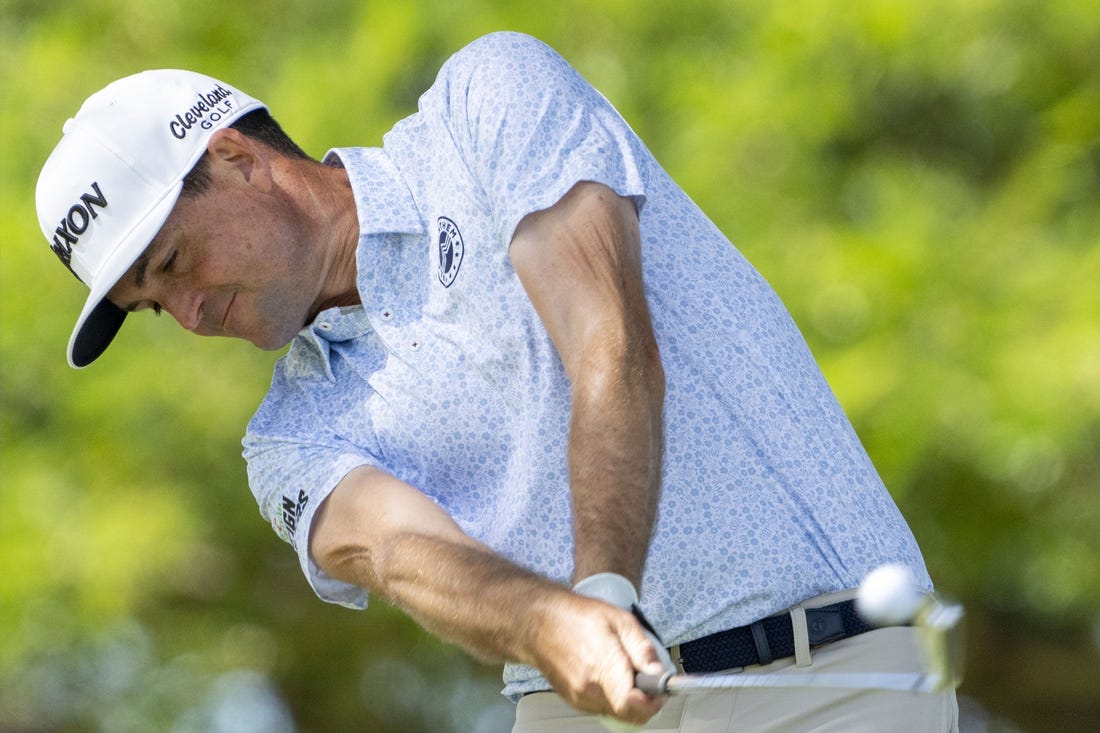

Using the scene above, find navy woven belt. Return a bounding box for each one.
[677,599,876,673]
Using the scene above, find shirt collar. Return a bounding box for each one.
[285,305,373,382]
[323,147,424,236]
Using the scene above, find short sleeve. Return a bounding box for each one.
[428,32,652,242]
[243,363,377,609]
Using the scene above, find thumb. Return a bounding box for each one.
[631,605,676,674]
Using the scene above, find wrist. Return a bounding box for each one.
[517,582,583,667]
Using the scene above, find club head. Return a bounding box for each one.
[916,598,965,691]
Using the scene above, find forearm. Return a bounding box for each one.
[569,338,665,587]
[383,534,666,724]
[510,181,667,589]
[359,531,573,665]
[311,467,586,666]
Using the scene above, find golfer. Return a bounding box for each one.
[37,32,958,731]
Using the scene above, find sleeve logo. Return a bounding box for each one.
[275,489,309,542]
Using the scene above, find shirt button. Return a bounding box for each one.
[380,308,394,321]
[409,339,421,351]
[317,322,333,331]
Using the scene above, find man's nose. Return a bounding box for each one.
[162,286,203,332]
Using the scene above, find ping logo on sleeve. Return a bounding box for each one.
[274,489,309,543]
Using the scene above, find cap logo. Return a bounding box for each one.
[169,84,237,140]
[51,181,107,276]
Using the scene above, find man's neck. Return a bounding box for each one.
[292,158,363,319]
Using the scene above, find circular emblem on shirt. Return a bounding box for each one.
[436,216,464,287]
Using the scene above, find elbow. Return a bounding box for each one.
[311,530,379,589]
[312,529,439,602]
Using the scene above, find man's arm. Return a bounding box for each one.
[509,180,665,589]
[310,465,666,723]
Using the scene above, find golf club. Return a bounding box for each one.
[636,564,964,696]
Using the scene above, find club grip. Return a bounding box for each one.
[635,670,673,695]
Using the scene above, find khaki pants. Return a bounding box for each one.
[513,609,959,732]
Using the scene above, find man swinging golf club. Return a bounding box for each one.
[36,32,959,731]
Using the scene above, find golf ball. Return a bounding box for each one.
[856,563,924,626]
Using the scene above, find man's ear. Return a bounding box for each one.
[206,128,272,190]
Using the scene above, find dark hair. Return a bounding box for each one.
[180,109,311,197]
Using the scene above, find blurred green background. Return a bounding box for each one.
[2,1,1098,731]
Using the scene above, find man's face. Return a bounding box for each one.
[107,161,321,351]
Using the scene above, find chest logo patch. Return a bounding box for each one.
[436,216,465,287]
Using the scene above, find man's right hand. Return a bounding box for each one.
[528,591,669,725]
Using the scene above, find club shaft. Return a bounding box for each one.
[635,586,964,698]
[636,670,947,695]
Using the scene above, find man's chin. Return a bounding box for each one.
[248,327,302,352]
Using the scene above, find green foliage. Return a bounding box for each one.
[3,1,1098,730]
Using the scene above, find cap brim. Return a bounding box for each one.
[70,298,128,367]
[66,181,182,368]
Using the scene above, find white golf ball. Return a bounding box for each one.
[857,563,924,626]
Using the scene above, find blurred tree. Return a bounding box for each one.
[2,1,1097,731]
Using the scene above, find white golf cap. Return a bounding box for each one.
[36,70,266,368]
